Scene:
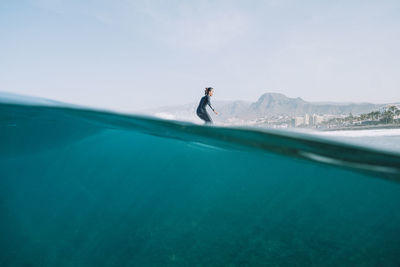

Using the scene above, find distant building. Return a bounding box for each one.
[294,116,305,127]
[304,114,310,125]
[311,114,324,125]
[290,118,296,127]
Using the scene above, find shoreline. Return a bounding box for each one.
[321,124,400,132]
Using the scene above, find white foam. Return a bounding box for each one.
[313,128,400,137]
[154,112,176,120]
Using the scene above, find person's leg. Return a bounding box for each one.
[203,112,213,124]
[197,111,205,122]
[197,111,212,124]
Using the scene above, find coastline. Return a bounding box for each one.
[321,124,400,132]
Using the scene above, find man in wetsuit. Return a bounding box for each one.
[197,87,218,124]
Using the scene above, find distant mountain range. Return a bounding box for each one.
[145,93,395,123]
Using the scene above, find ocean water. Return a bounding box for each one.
[1,101,400,267]
[312,129,400,152]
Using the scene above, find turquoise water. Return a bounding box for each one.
[1,102,400,266]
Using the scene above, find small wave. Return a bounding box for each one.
[314,128,400,137]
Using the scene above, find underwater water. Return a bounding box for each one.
[1,101,400,267]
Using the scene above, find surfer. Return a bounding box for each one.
[197,87,218,124]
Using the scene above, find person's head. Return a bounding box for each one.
[204,87,214,96]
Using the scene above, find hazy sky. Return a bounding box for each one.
[1,0,400,112]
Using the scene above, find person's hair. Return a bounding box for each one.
[204,87,214,95]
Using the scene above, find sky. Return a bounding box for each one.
[1,0,400,112]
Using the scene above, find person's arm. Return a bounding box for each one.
[207,96,218,115]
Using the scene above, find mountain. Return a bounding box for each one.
[249,93,308,116]
[144,93,391,123]
[248,93,381,117]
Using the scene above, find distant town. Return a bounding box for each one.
[150,92,400,130]
[225,104,400,130]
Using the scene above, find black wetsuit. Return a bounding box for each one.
[196,95,214,124]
